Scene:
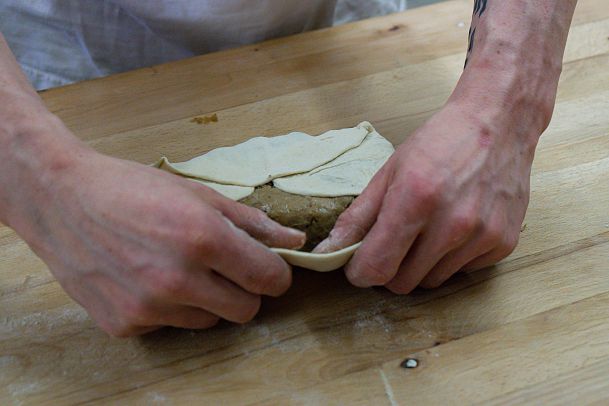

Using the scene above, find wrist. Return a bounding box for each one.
[449,48,560,148]
[453,3,572,145]
[0,107,90,228]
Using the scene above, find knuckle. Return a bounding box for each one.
[420,272,448,289]
[420,268,458,290]
[245,262,289,295]
[205,316,221,329]
[500,233,520,257]
[419,279,442,289]
[386,280,416,295]
[234,296,262,324]
[183,314,221,330]
[183,227,219,258]
[449,213,478,239]
[101,320,135,338]
[155,270,189,298]
[247,205,268,222]
[333,210,368,239]
[175,209,222,258]
[405,172,442,209]
[349,255,393,286]
[483,224,505,247]
[122,297,153,324]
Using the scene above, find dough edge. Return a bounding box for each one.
[272,242,362,272]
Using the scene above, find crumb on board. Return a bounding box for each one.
[191,113,219,125]
[400,358,419,369]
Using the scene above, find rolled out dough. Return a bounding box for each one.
[273,128,394,197]
[187,178,254,201]
[156,122,394,272]
[272,243,363,273]
[157,122,372,187]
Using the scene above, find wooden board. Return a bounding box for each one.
[2,0,609,404]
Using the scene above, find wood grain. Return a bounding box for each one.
[1,1,609,404]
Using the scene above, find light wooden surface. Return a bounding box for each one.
[2,0,609,404]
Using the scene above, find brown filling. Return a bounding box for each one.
[240,185,354,251]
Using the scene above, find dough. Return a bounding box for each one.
[273,128,394,196]
[272,243,362,273]
[239,185,355,251]
[156,122,394,272]
[188,178,254,201]
[156,122,372,187]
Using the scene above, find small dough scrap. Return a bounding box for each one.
[157,123,372,187]
[273,128,394,196]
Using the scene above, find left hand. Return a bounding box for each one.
[314,101,537,293]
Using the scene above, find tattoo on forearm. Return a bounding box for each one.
[473,0,488,17]
[467,27,476,57]
[465,0,488,68]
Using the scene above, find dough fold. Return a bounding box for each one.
[157,122,372,187]
[273,128,394,197]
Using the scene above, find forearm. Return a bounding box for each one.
[450,1,577,144]
[0,33,49,130]
[0,33,86,227]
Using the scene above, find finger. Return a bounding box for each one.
[156,306,220,330]
[185,179,305,249]
[169,269,261,324]
[381,234,438,294]
[419,239,492,289]
[122,299,220,330]
[137,326,163,335]
[344,188,424,287]
[202,213,293,297]
[385,222,476,294]
[92,281,220,335]
[221,200,306,250]
[463,230,520,271]
[104,324,161,338]
[70,280,159,338]
[313,164,390,253]
[463,247,511,271]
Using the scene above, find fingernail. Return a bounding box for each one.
[345,264,373,288]
[286,227,306,238]
[312,238,333,254]
[290,239,306,250]
[285,228,306,249]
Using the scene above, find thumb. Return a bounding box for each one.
[218,199,306,250]
[313,165,390,253]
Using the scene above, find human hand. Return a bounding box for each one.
[314,101,538,293]
[4,122,305,336]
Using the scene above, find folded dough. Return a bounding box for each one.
[156,122,394,272]
[273,128,394,197]
[187,178,254,201]
[157,122,372,187]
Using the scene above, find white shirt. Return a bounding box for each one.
[1,0,406,90]
[1,0,336,89]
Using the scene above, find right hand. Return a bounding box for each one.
[3,116,305,337]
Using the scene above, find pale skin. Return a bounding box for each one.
[315,0,578,291]
[0,0,577,336]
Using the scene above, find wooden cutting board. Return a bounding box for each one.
[2,0,609,404]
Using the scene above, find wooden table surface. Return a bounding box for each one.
[2,0,609,404]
